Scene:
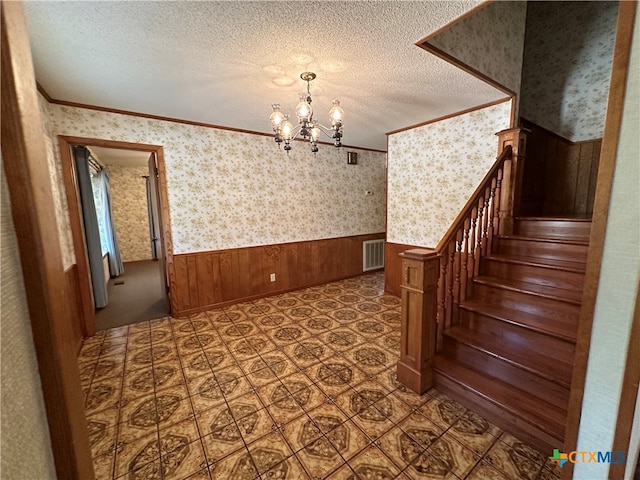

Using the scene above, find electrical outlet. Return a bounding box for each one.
[270,273,276,282]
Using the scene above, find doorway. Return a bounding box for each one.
[88,146,169,330]
[58,137,173,336]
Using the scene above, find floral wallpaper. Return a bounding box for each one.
[387,100,512,248]
[37,94,75,268]
[520,1,618,142]
[427,1,527,95]
[1,156,58,480]
[106,165,152,262]
[47,104,387,255]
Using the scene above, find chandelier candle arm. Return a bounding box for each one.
[269,72,344,154]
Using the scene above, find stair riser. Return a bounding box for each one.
[433,371,562,453]
[494,238,589,262]
[494,238,588,263]
[442,337,570,409]
[459,308,576,362]
[483,260,585,292]
[471,282,581,316]
[515,220,591,241]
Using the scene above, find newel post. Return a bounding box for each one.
[496,128,528,236]
[396,248,440,394]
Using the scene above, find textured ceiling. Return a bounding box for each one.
[88,146,150,168]
[24,1,505,151]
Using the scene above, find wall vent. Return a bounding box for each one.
[363,239,385,272]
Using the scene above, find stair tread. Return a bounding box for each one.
[434,356,567,439]
[515,215,591,223]
[444,326,572,386]
[513,217,592,244]
[474,275,583,304]
[497,234,589,246]
[485,254,586,273]
[515,216,592,222]
[461,299,578,342]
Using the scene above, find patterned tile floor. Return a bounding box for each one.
[78,272,561,480]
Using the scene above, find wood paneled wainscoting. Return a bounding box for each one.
[384,242,421,297]
[519,118,601,217]
[171,233,385,316]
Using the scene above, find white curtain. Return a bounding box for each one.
[95,170,124,277]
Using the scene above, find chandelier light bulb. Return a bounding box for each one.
[329,99,344,126]
[310,126,320,142]
[295,93,312,122]
[281,117,294,140]
[270,104,285,129]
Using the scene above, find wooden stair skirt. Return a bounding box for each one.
[433,217,590,453]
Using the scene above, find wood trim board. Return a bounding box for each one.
[58,138,96,335]
[416,42,516,99]
[37,86,386,154]
[1,2,95,477]
[562,3,638,478]
[416,1,492,46]
[386,97,513,136]
[609,277,640,479]
[58,136,175,326]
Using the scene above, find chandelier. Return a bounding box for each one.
[269,72,344,153]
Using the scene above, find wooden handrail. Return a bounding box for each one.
[433,141,517,351]
[435,145,512,251]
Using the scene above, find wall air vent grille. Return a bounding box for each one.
[363,239,385,272]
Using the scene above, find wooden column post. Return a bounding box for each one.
[396,248,440,394]
[496,128,528,236]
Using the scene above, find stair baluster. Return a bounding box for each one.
[461,218,470,303]
[493,169,503,237]
[436,251,447,351]
[447,245,456,324]
[483,191,492,268]
[475,197,485,276]
[454,230,462,306]
[469,207,478,292]
[487,179,496,255]
[434,143,513,348]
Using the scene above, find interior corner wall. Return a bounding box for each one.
[519,1,618,142]
[38,93,75,269]
[386,100,512,249]
[426,1,527,95]
[107,164,152,262]
[575,7,640,477]
[47,104,387,256]
[0,155,57,479]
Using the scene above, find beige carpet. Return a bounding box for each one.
[95,260,169,331]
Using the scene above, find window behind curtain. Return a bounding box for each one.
[91,172,109,255]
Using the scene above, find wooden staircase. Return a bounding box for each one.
[433,217,590,452]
